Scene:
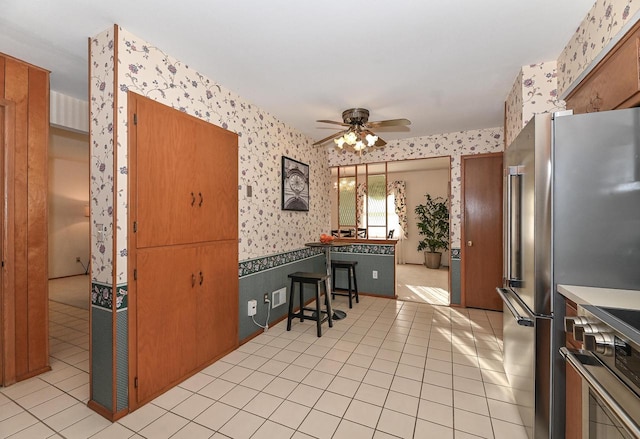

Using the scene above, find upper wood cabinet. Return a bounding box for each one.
[134,97,238,248]
[565,20,640,114]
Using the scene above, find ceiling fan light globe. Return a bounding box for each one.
[345,132,358,145]
[366,134,378,146]
[354,140,365,151]
[334,137,345,148]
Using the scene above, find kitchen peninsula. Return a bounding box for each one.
[328,238,398,299]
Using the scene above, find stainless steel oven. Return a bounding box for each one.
[562,305,640,438]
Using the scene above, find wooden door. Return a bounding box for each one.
[133,96,238,248]
[461,153,503,311]
[196,241,238,366]
[135,245,198,404]
[0,54,49,385]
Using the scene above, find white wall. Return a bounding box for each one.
[389,168,450,265]
[48,127,90,278]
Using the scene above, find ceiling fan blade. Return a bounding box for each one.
[313,129,349,146]
[317,119,349,126]
[359,130,387,148]
[367,118,411,128]
[374,136,387,147]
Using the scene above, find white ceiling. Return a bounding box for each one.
[1,0,594,142]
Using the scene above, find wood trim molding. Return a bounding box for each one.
[87,33,95,412]
[126,90,139,412]
[111,23,120,415]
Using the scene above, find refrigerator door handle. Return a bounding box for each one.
[496,288,534,327]
[506,166,524,287]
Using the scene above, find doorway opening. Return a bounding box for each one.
[47,126,91,397]
[330,157,452,306]
[388,157,451,305]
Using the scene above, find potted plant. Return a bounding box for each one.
[415,194,450,269]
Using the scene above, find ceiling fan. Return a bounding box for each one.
[313,108,411,152]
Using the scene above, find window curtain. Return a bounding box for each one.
[387,180,408,264]
[356,182,367,228]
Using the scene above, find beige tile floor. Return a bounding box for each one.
[0,295,527,438]
[396,264,450,306]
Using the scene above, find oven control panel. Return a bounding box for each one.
[615,337,640,391]
[575,305,640,398]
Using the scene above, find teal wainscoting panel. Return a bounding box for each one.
[116,309,128,411]
[239,254,325,341]
[330,243,395,298]
[91,306,113,410]
[450,248,461,305]
[331,253,395,298]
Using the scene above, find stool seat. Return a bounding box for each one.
[330,260,359,309]
[288,272,326,281]
[287,272,333,337]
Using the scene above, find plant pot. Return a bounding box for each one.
[424,252,442,269]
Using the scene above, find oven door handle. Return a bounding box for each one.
[560,347,640,438]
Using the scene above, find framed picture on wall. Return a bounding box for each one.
[282,156,309,211]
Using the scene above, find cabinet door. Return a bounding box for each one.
[564,299,582,438]
[135,245,198,403]
[565,363,582,439]
[192,126,238,242]
[134,97,238,248]
[565,21,640,114]
[196,240,239,366]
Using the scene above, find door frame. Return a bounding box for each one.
[1,99,16,386]
[460,151,503,308]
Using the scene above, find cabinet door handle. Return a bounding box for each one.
[198,192,203,207]
[191,273,196,288]
[191,192,196,206]
[199,271,204,286]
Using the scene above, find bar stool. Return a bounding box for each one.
[287,272,333,337]
[331,260,359,308]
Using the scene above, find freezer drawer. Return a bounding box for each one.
[499,287,551,439]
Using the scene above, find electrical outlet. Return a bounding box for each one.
[372,270,378,279]
[263,293,268,303]
[76,257,81,263]
[248,300,257,316]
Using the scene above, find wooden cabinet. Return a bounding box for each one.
[135,241,238,403]
[565,299,582,439]
[565,20,640,114]
[0,54,49,386]
[196,241,238,365]
[129,93,238,409]
[134,96,238,248]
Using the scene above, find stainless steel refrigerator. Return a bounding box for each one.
[497,107,640,439]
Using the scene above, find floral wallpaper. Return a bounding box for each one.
[505,70,523,147]
[558,0,640,96]
[89,27,116,287]
[505,62,565,145]
[327,128,504,249]
[90,26,332,291]
[521,62,565,126]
